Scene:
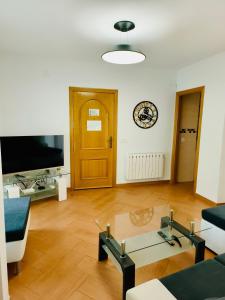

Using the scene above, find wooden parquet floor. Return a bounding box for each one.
[8,183,215,300]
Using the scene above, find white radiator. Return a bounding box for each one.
[126,153,164,180]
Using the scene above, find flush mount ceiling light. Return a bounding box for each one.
[102,21,146,65]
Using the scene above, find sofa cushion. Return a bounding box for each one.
[202,205,225,230]
[4,197,31,242]
[215,253,225,266]
[160,259,225,300]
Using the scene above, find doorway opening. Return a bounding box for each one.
[171,86,205,192]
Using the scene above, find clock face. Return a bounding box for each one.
[133,101,158,129]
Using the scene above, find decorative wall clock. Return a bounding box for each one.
[133,101,158,129]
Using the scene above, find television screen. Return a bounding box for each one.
[0,135,64,174]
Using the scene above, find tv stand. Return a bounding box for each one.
[3,169,69,201]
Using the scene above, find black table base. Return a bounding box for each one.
[98,232,135,300]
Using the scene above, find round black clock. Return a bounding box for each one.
[133,101,158,129]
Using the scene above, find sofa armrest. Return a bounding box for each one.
[4,197,31,242]
[126,279,177,300]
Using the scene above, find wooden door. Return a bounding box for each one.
[70,87,117,189]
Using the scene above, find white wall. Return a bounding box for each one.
[0,145,9,300]
[177,51,225,202]
[0,54,176,184]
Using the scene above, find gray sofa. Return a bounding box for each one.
[4,197,31,273]
[127,253,225,300]
[200,205,225,254]
[160,253,225,300]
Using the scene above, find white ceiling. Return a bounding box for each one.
[1,0,225,68]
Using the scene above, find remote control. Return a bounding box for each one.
[157,231,175,246]
[171,235,182,248]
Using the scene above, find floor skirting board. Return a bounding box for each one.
[194,192,216,206]
[116,180,169,187]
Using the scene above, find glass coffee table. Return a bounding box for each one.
[96,204,212,300]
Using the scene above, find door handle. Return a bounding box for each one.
[108,136,113,148]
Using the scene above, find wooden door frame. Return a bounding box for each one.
[170,86,205,192]
[69,86,118,189]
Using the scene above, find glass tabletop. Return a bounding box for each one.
[3,171,70,186]
[96,205,169,239]
[95,204,212,268]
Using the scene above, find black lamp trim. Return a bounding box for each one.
[114,21,135,32]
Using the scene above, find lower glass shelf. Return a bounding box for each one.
[20,186,57,201]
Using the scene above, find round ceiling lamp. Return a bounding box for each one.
[102,21,146,65]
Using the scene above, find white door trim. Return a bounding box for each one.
[0,145,9,300]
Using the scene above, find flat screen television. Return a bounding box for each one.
[0,135,64,174]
